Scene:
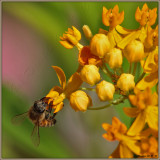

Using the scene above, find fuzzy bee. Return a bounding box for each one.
[12,98,56,147]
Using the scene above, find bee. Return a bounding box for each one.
[12,97,56,147]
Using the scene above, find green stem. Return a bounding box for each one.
[80,87,95,91]
[87,96,127,110]
[136,72,146,84]
[129,62,132,73]
[132,62,137,76]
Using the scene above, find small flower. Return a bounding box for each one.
[45,66,83,113]
[82,25,93,40]
[102,5,124,28]
[140,136,158,158]
[123,87,158,136]
[69,90,92,111]
[59,26,81,49]
[136,47,158,90]
[96,80,115,101]
[78,46,102,67]
[135,3,157,26]
[123,40,145,62]
[90,34,111,58]
[144,25,158,50]
[80,65,101,85]
[102,117,141,158]
[104,48,123,69]
[117,73,135,92]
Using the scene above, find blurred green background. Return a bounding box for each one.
[2,2,158,158]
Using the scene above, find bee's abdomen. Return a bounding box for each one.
[39,119,56,127]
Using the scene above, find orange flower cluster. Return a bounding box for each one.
[41,3,158,158]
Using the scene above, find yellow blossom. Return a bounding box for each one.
[90,34,111,58]
[96,80,115,101]
[45,66,83,113]
[82,25,93,40]
[123,87,158,136]
[117,74,135,92]
[70,90,92,111]
[123,40,145,62]
[59,26,82,49]
[102,5,124,28]
[144,25,158,50]
[135,3,157,26]
[136,47,158,90]
[80,65,101,85]
[102,117,141,158]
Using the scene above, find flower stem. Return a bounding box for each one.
[80,87,95,91]
[129,62,132,73]
[87,96,127,110]
[76,43,83,50]
[132,62,137,76]
[101,63,113,80]
[136,72,146,84]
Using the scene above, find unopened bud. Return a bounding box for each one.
[70,90,92,111]
[82,25,93,39]
[96,80,115,101]
[123,40,144,62]
[90,34,111,58]
[80,65,101,85]
[117,73,135,92]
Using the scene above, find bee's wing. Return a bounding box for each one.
[31,123,40,147]
[11,112,28,125]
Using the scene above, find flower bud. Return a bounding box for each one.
[82,25,93,40]
[104,48,123,69]
[80,65,101,85]
[70,90,92,111]
[123,40,144,62]
[117,73,135,92]
[96,80,115,101]
[90,34,111,58]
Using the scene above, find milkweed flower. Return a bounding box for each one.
[102,5,124,28]
[45,66,83,113]
[102,117,141,158]
[59,26,82,49]
[96,80,115,101]
[123,40,145,62]
[78,46,102,67]
[140,136,158,158]
[135,3,157,26]
[136,47,158,90]
[82,25,93,40]
[80,65,101,85]
[123,87,158,136]
[117,74,135,92]
[90,34,111,58]
[70,90,92,111]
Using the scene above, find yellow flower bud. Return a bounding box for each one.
[90,34,111,58]
[80,65,101,85]
[104,48,123,69]
[96,80,115,101]
[82,25,93,40]
[117,73,135,92]
[123,40,144,62]
[70,90,92,111]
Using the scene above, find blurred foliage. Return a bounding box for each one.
[2,1,158,158]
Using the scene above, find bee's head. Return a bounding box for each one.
[33,100,47,113]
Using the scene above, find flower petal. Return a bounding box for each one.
[53,102,64,113]
[52,66,66,90]
[127,111,146,136]
[119,143,133,158]
[146,106,158,131]
[109,144,120,158]
[64,72,83,97]
[136,72,158,90]
[123,107,141,117]
[59,40,74,49]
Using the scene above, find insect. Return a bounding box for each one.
[12,97,57,147]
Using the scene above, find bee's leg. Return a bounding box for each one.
[52,113,57,118]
